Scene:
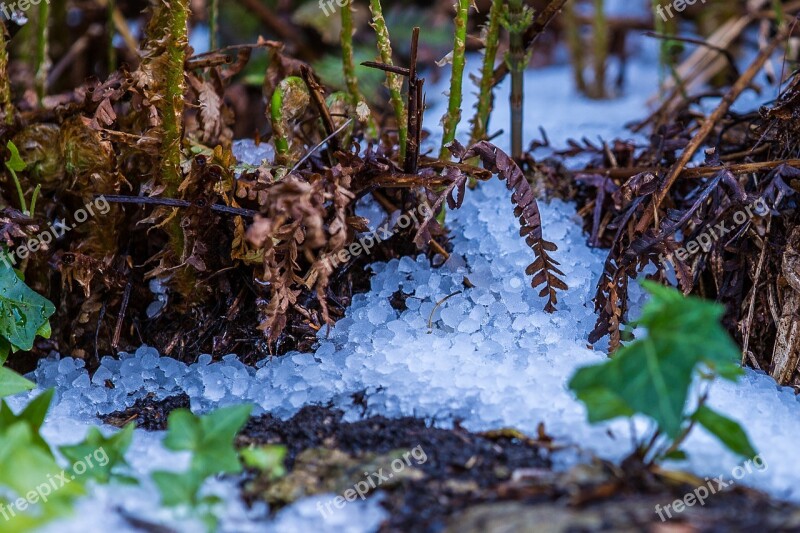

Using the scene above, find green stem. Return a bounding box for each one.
[469,0,503,145]
[160,0,189,197]
[29,184,40,216]
[440,0,469,159]
[340,0,376,139]
[368,0,406,159]
[9,169,27,214]
[143,0,190,278]
[340,0,360,106]
[0,22,12,126]
[564,0,587,95]
[592,0,608,99]
[271,88,288,156]
[209,0,218,50]
[270,76,310,165]
[35,0,51,106]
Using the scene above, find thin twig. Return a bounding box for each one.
[576,158,800,180]
[113,267,133,350]
[361,61,410,77]
[742,212,774,368]
[290,118,354,174]
[427,291,463,332]
[300,65,339,152]
[99,195,257,218]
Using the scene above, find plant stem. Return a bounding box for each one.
[564,0,587,94]
[9,169,27,215]
[404,27,421,174]
[35,0,50,106]
[440,0,469,159]
[271,86,288,155]
[144,0,190,277]
[592,0,608,98]
[369,0,407,159]
[340,0,362,106]
[209,0,219,50]
[160,0,189,197]
[270,76,310,165]
[341,0,377,139]
[469,0,503,145]
[507,0,529,160]
[0,22,12,126]
[29,184,41,216]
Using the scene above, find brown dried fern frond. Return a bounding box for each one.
[444,140,568,313]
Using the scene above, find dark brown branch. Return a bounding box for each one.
[405,27,421,173]
[361,61,410,77]
[99,195,257,218]
[300,65,338,152]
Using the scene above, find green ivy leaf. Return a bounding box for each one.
[0,421,85,526]
[0,367,35,398]
[0,391,88,532]
[569,282,755,458]
[5,141,26,173]
[0,262,56,351]
[35,321,52,340]
[693,405,757,459]
[155,404,253,518]
[570,335,697,437]
[59,423,136,484]
[163,409,203,451]
[0,389,55,450]
[163,404,252,478]
[152,469,205,507]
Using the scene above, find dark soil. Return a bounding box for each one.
[236,406,800,532]
[98,399,800,532]
[101,392,190,430]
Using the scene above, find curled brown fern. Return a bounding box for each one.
[449,140,568,312]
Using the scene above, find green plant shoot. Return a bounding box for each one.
[152,404,253,530]
[440,0,470,159]
[569,282,757,464]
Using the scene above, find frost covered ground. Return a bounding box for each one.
[12,29,800,532]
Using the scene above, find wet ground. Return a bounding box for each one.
[105,395,800,532]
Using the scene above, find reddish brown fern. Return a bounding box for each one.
[448,140,568,312]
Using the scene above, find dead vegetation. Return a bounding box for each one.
[564,4,800,386]
[0,0,571,366]
[1,0,800,389]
